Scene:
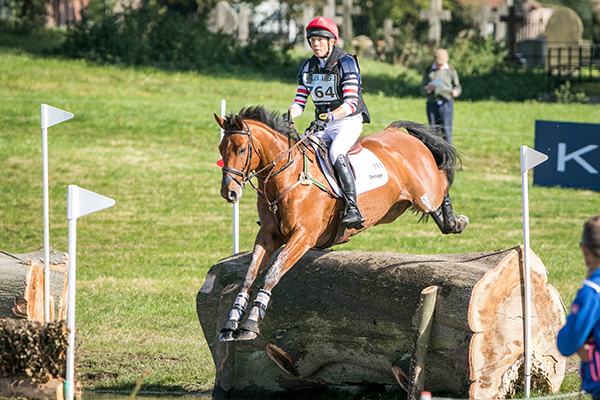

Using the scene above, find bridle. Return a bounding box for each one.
[220,120,257,188]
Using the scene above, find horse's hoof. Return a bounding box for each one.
[454,215,469,233]
[237,319,260,341]
[237,329,258,341]
[219,330,238,342]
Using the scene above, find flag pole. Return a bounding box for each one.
[520,145,548,398]
[41,104,74,323]
[41,105,51,324]
[66,185,115,400]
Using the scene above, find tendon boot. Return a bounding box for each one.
[441,195,457,233]
[334,155,365,230]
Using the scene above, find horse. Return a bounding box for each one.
[215,106,468,341]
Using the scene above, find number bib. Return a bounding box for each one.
[303,73,340,103]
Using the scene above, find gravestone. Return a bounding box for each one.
[475,5,494,38]
[351,35,376,59]
[545,7,583,68]
[420,0,451,45]
[208,1,238,35]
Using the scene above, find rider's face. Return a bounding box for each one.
[309,36,335,58]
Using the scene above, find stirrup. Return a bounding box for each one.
[342,207,365,229]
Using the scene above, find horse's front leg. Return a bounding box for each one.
[219,228,281,342]
[237,229,313,341]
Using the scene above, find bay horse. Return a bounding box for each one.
[215,106,468,341]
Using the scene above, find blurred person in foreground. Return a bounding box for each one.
[419,48,461,144]
[557,214,600,399]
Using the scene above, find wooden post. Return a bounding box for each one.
[408,286,438,400]
[213,283,239,400]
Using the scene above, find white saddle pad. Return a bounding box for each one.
[316,147,389,197]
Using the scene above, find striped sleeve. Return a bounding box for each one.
[339,56,360,116]
[290,61,310,116]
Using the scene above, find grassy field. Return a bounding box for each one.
[1,42,600,397]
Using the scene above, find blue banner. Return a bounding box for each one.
[534,120,600,191]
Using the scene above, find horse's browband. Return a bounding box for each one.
[223,129,250,135]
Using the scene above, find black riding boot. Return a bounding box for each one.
[334,155,365,230]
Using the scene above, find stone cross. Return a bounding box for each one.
[238,3,252,45]
[301,6,315,52]
[341,0,361,44]
[500,4,524,62]
[323,0,343,27]
[323,0,359,45]
[420,0,451,45]
[382,18,400,45]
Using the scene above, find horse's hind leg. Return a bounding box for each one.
[430,195,469,234]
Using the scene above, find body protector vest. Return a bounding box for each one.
[299,46,370,123]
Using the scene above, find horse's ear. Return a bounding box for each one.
[233,115,245,131]
[214,113,226,130]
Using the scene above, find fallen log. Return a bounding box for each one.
[0,247,68,322]
[196,246,566,399]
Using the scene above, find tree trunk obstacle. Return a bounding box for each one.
[0,247,74,400]
[0,247,68,322]
[196,246,566,399]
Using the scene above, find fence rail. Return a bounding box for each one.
[546,45,600,90]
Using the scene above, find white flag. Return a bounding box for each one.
[67,185,115,220]
[520,146,548,172]
[41,104,74,130]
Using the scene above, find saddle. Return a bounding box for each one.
[309,135,361,179]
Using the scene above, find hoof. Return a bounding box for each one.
[237,329,258,341]
[219,330,237,342]
[454,215,469,233]
[238,319,260,341]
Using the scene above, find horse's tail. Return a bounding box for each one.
[388,120,461,187]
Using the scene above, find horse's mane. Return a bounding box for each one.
[388,120,461,187]
[225,106,298,140]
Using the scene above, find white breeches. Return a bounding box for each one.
[314,115,363,163]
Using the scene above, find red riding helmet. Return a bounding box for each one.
[306,17,339,42]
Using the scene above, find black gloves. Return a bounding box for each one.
[283,110,294,126]
[308,118,327,133]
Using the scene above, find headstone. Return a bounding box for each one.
[208,1,238,35]
[501,5,524,63]
[475,5,493,38]
[420,0,451,45]
[493,1,510,41]
[351,35,376,59]
[545,7,583,68]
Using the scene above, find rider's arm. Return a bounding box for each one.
[557,285,600,356]
[328,56,360,121]
[289,61,310,120]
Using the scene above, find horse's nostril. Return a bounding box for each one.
[228,191,238,202]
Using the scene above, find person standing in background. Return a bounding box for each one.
[420,49,461,144]
[557,214,600,400]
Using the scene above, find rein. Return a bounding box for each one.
[221,123,332,214]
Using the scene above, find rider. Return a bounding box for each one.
[286,17,370,230]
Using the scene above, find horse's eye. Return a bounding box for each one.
[238,148,246,155]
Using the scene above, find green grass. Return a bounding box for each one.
[1,41,600,397]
